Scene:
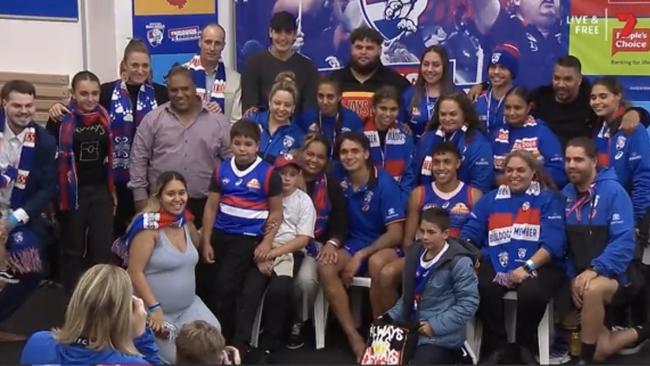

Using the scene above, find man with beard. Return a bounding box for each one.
[330,26,410,121]
[562,137,650,364]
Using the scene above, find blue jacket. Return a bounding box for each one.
[298,106,363,157]
[250,109,305,163]
[562,168,636,284]
[21,328,161,365]
[474,88,507,135]
[595,121,650,220]
[399,86,437,141]
[413,128,494,193]
[387,239,479,349]
[491,118,568,188]
[460,183,567,272]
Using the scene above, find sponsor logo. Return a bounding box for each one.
[247,178,261,190]
[168,26,201,42]
[450,202,470,215]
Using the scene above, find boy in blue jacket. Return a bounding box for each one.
[385,207,478,364]
[563,138,650,364]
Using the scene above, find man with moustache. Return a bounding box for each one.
[184,23,242,124]
[129,67,231,220]
[330,26,410,121]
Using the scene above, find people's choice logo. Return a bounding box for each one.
[612,13,650,55]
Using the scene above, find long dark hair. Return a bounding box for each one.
[427,92,483,138]
[409,46,454,114]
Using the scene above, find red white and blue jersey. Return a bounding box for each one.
[214,157,274,236]
[418,181,475,239]
[363,119,416,198]
[341,168,405,253]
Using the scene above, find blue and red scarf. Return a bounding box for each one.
[109,81,157,184]
[186,55,226,111]
[58,102,114,211]
[306,173,331,256]
[112,209,194,267]
[0,118,41,274]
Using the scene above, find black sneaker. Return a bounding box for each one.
[611,325,647,355]
[286,321,305,350]
[0,270,19,284]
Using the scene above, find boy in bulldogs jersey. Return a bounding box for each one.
[200,120,283,352]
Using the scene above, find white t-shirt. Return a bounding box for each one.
[273,188,316,245]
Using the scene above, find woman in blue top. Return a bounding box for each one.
[492,87,568,188]
[413,92,494,193]
[249,71,305,163]
[21,264,160,365]
[474,43,518,134]
[460,150,566,364]
[400,46,455,141]
[298,77,363,157]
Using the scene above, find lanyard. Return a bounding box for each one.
[486,89,505,132]
[318,110,340,156]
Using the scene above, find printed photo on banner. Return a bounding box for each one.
[235,0,570,90]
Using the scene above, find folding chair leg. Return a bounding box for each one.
[351,287,363,328]
[537,301,553,365]
[250,291,267,348]
[314,286,328,350]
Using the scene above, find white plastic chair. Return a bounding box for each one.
[643,246,650,265]
[314,276,371,349]
[464,291,554,365]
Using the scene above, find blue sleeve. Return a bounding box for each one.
[21,331,57,364]
[460,191,493,248]
[626,127,650,219]
[539,126,568,188]
[297,110,313,133]
[399,87,414,123]
[411,133,434,186]
[380,175,406,225]
[592,186,636,277]
[427,256,479,337]
[398,134,417,198]
[133,328,162,365]
[386,293,405,321]
[344,110,364,132]
[466,137,494,193]
[539,192,567,260]
[23,130,57,219]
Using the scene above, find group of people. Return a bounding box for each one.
[1,9,649,366]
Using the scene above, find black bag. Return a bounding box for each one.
[360,315,418,365]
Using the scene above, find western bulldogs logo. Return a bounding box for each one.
[146,23,165,48]
[498,251,509,267]
[360,0,428,41]
[491,52,502,64]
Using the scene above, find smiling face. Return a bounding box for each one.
[373,98,399,131]
[123,51,151,85]
[269,28,297,54]
[488,64,512,88]
[3,91,36,131]
[159,178,188,215]
[437,99,465,133]
[168,73,197,113]
[199,25,226,67]
[339,138,369,174]
[552,65,582,103]
[269,90,295,124]
[420,50,444,86]
[504,93,531,126]
[302,140,328,176]
[432,151,461,186]
[71,79,101,113]
[504,156,535,193]
[590,84,621,122]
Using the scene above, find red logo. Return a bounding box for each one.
[166,0,187,9]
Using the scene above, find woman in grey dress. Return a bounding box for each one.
[126,171,221,363]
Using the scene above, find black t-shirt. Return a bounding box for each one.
[378,129,388,150]
[209,161,283,197]
[531,80,597,148]
[74,122,109,186]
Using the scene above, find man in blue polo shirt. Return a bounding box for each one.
[317,131,405,361]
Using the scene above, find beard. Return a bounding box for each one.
[350,56,381,75]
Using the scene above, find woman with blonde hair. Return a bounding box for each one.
[20,264,160,364]
[113,171,220,363]
[248,71,305,163]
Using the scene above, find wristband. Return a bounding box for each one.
[326,240,339,248]
[147,303,161,313]
[524,259,536,273]
[7,213,19,229]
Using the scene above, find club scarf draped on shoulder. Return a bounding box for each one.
[186,54,226,111]
[0,118,42,274]
[306,173,331,256]
[109,81,157,183]
[112,209,194,267]
[58,101,114,212]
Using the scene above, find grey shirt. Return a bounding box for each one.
[128,102,232,201]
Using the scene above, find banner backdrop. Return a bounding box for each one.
[0,0,79,21]
[133,0,217,83]
[235,0,650,104]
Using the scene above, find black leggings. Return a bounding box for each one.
[411,344,459,365]
[477,260,564,352]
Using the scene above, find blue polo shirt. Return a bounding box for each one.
[341,167,405,253]
[250,109,305,163]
